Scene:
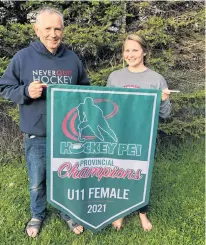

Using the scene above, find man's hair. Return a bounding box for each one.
[35,7,64,27]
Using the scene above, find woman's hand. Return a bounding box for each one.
[162,88,170,101]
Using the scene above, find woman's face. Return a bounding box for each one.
[123,40,145,68]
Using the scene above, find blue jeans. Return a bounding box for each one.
[24,135,47,221]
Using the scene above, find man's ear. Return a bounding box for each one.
[33,24,39,37]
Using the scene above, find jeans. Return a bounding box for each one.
[24,135,47,221]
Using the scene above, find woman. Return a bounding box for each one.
[107,34,172,231]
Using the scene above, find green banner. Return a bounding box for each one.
[47,85,161,232]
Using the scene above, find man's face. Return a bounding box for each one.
[34,12,64,53]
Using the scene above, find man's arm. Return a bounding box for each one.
[77,60,90,86]
[0,55,32,104]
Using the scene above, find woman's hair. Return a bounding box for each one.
[122,33,149,66]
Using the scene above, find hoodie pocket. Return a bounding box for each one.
[33,114,46,135]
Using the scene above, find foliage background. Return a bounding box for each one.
[0,2,204,244]
[0,0,205,159]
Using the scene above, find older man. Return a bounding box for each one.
[0,7,89,237]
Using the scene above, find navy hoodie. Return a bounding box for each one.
[0,40,90,136]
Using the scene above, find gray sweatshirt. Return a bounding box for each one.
[107,67,171,119]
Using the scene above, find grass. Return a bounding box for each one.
[0,138,204,245]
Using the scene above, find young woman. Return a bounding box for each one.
[107,34,172,231]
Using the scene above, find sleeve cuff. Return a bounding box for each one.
[24,85,30,98]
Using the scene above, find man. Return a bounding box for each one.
[0,7,89,237]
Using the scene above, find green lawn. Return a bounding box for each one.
[0,138,204,245]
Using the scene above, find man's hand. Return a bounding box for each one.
[162,88,170,101]
[28,81,46,99]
